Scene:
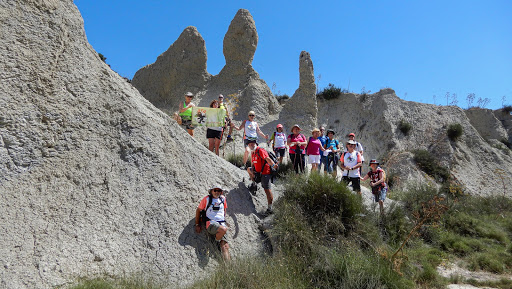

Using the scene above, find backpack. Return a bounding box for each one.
[255,147,278,181]
[199,194,225,227]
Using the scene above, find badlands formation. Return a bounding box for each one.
[1,1,511,289]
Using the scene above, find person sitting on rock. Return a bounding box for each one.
[306,128,326,172]
[234,111,268,169]
[246,140,277,215]
[324,129,340,176]
[195,185,231,261]
[348,132,364,175]
[340,139,363,194]
[361,159,387,215]
[267,124,287,165]
[178,92,196,137]
[218,94,234,142]
[287,124,307,174]
[207,100,223,156]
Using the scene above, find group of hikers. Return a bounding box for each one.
[178,92,387,261]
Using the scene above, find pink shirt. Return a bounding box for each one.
[288,134,306,154]
[306,137,322,155]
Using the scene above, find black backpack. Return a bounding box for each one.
[199,194,225,226]
[255,147,279,182]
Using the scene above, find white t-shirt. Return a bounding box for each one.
[244,120,258,139]
[273,132,287,148]
[355,142,364,162]
[341,151,362,178]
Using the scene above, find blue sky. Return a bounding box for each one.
[74,0,511,109]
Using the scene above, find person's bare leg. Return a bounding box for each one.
[187,129,194,137]
[214,138,221,155]
[220,240,231,261]
[208,138,215,152]
[264,188,273,206]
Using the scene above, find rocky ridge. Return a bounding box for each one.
[132,9,280,120]
[0,1,271,288]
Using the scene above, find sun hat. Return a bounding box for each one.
[276,124,283,129]
[218,94,224,99]
[369,159,379,166]
[210,184,224,192]
[185,92,194,97]
[247,139,257,144]
[291,124,301,132]
[326,129,335,135]
[312,128,321,134]
[248,110,256,116]
[348,133,355,137]
[346,139,357,145]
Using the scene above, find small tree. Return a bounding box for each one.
[398,119,412,136]
[317,83,342,100]
[98,53,107,63]
[447,123,463,142]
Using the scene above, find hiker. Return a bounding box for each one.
[246,140,277,214]
[318,126,328,172]
[218,94,234,142]
[195,185,231,261]
[287,124,307,174]
[178,92,196,136]
[306,128,326,172]
[268,124,287,165]
[340,139,363,194]
[207,100,223,155]
[361,159,388,215]
[348,133,364,175]
[324,130,340,177]
[234,111,268,169]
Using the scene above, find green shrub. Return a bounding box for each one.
[382,203,411,245]
[71,276,163,289]
[468,253,505,273]
[398,119,412,136]
[447,123,463,141]
[413,150,450,182]
[503,105,512,114]
[225,153,246,168]
[317,83,342,100]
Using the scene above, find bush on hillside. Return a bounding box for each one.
[398,119,412,136]
[413,150,450,182]
[447,123,463,142]
[317,83,342,100]
[503,105,512,114]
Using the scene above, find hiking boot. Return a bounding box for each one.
[240,165,246,170]
[226,135,233,142]
[265,207,274,215]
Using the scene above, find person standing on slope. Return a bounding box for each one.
[178,92,196,136]
[234,111,268,169]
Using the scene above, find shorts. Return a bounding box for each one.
[261,174,272,190]
[308,154,321,164]
[342,176,361,192]
[181,119,195,130]
[207,128,222,139]
[207,220,228,242]
[274,148,286,158]
[373,187,387,202]
[244,138,257,148]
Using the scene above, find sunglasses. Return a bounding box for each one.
[249,115,255,117]
[213,189,222,192]
[218,97,223,99]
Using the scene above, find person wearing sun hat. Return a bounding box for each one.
[361,159,388,215]
[340,139,363,194]
[178,92,196,136]
[287,124,307,173]
[195,184,231,261]
[324,129,340,176]
[268,123,287,165]
[348,132,364,174]
[234,110,268,169]
[306,128,326,172]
